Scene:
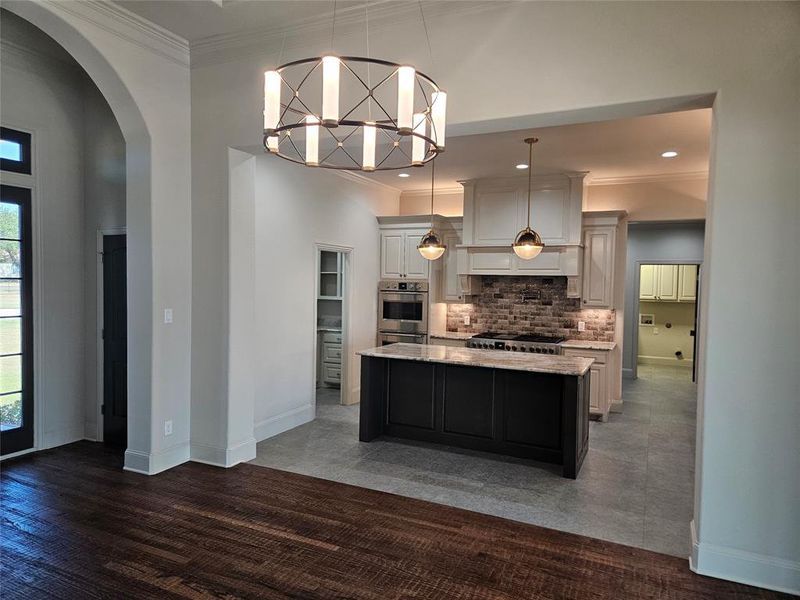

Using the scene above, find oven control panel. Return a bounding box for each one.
[379,280,428,292]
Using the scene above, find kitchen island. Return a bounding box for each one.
[358,343,594,478]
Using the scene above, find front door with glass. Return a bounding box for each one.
[1,185,33,455]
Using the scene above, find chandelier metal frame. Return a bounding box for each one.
[263,55,445,171]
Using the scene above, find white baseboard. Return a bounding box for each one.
[690,520,800,595]
[638,355,693,368]
[0,446,37,461]
[254,404,314,442]
[123,441,190,475]
[190,437,256,468]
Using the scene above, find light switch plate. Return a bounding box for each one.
[577,321,586,332]
[164,308,173,324]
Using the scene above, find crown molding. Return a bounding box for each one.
[400,186,464,197]
[588,171,709,186]
[332,170,401,194]
[190,1,502,68]
[43,0,190,67]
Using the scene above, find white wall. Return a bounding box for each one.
[1,12,86,449]
[191,2,799,592]
[638,300,696,364]
[5,1,193,475]
[587,178,707,221]
[1,10,128,447]
[250,157,397,439]
[83,79,127,440]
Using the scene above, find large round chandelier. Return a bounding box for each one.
[263,56,446,171]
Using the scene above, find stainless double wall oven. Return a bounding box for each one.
[377,280,428,345]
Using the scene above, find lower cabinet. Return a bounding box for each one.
[319,331,342,387]
[562,347,610,421]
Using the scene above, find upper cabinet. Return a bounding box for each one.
[639,264,696,302]
[458,174,586,277]
[580,212,626,309]
[463,173,585,248]
[677,264,698,302]
[379,227,429,279]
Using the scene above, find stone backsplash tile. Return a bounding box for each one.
[446,276,615,341]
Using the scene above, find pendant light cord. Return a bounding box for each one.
[527,140,533,227]
[418,1,435,72]
[365,1,372,120]
[430,158,436,218]
[330,0,337,51]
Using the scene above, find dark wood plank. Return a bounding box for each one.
[0,441,791,600]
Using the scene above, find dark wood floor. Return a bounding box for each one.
[1,442,790,599]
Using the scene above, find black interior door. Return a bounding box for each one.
[1,185,34,455]
[102,235,127,448]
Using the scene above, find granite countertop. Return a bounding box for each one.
[561,340,617,351]
[358,343,594,376]
[429,332,479,341]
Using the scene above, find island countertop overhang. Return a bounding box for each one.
[357,343,594,377]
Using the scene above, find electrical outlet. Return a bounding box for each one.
[463,314,470,325]
[577,321,586,332]
[164,308,173,324]
[653,327,660,335]
[164,420,173,436]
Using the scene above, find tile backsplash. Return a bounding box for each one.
[446,276,615,341]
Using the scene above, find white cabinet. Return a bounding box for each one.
[379,228,429,279]
[463,173,585,248]
[639,265,695,302]
[319,331,342,388]
[562,347,611,421]
[639,264,658,300]
[581,226,615,308]
[677,264,698,301]
[380,233,404,279]
[440,224,481,302]
[658,264,679,301]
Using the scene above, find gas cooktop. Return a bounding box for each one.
[468,332,565,354]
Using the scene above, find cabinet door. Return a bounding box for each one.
[473,185,521,244]
[678,264,697,302]
[658,264,679,301]
[582,227,614,308]
[531,186,570,245]
[639,264,657,300]
[442,232,462,301]
[404,229,429,279]
[588,363,607,415]
[381,233,405,278]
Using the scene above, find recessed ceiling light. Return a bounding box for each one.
[398,173,410,178]
[515,164,528,170]
[661,150,678,158]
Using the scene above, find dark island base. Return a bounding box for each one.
[359,357,590,478]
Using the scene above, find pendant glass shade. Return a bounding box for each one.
[321,56,340,126]
[418,229,446,260]
[362,122,376,171]
[397,66,416,133]
[512,227,544,260]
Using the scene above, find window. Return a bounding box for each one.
[1,186,34,453]
[0,127,32,175]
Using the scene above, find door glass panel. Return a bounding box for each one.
[0,317,21,355]
[0,354,22,395]
[0,240,21,277]
[0,202,19,238]
[0,392,22,431]
[0,280,20,316]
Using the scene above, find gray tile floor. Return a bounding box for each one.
[251,365,697,557]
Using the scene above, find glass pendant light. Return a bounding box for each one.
[418,158,446,261]
[512,137,545,260]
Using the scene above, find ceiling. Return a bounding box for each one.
[115,0,364,43]
[361,109,711,192]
